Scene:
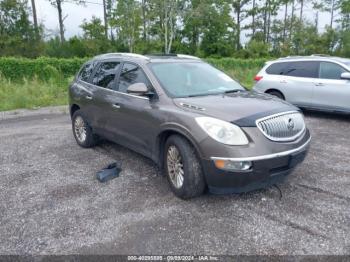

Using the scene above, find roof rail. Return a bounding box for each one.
[147,53,177,57]
[94,53,150,60]
[278,56,304,60]
[146,53,201,60]
[311,54,330,57]
[176,54,201,60]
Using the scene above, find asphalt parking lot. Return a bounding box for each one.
[0,106,349,255]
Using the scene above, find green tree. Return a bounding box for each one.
[244,39,270,58]
[200,0,235,57]
[80,16,112,54]
[265,0,282,43]
[110,0,142,52]
[81,16,106,40]
[322,0,341,29]
[47,0,84,43]
[182,0,230,55]
[231,0,251,50]
[181,0,200,54]
[30,0,39,38]
[336,0,350,56]
[0,0,43,57]
[150,0,186,54]
[340,0,350,30]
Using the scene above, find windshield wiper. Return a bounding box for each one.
[186,93,212,98]
[224,89,242,94]
[183,89,242,98]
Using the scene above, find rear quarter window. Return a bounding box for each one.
[266,62,285,75]
[79,63,95,82]
[266,61,319,78]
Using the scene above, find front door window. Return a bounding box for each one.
[117,63,151,94]
[319,62,347,80]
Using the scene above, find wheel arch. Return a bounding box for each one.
[70,104,81,118]
[155,126,203,171]
[265,89,285,100]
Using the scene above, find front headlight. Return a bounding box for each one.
[195,117,249,145]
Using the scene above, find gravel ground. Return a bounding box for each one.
[0,107,349,255]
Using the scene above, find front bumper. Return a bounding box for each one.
[201,136,311,194]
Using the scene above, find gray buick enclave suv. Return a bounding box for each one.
[69,53,311,199]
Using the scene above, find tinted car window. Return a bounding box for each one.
[92,62,120,89]
[79,63,95,82]
[266,61,319,78]
[319,62,347,80]
[118,63,150,93]
[266,62,284,75]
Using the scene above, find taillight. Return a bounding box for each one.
[254,75,263,81]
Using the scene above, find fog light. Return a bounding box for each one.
[214,159,252,171]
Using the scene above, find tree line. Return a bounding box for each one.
[1,0,350,58]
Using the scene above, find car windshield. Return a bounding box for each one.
[149,62,244,98]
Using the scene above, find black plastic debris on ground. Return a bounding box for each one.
[96,162,122,183]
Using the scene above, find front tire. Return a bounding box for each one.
[164,135,206,199]
[72,110,98,148]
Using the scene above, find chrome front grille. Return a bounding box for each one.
[256,111,306,142]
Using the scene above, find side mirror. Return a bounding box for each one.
[127,83,149,96]
[341,72,350,80]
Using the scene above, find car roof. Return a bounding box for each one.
[270,55,350,65]
[91,53,202,64]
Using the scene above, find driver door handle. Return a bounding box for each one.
[85,95,93,100]
[315,83,325,86]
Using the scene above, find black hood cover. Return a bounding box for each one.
[174,91,300,127]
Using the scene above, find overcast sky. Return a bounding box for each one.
[36,0,104,38]
[35,0,332,42]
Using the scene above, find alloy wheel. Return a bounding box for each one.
[167,145,184,189]
[74,116,87,143]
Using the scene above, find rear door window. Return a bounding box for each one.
[117,63,151,93]
[266,61,319,78]
[319,62,347,80]
[92,61,121,89]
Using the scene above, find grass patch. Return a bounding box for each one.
[224,67,260,89]
[0,76,70,111]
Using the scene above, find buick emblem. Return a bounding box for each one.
[287,118,295,131]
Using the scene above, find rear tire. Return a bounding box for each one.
[164,135,206,199]
[266,90,284,100]
[72,110,98,148]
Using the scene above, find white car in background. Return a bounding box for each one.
[253,55,350,113]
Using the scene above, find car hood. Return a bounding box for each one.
[173,91,299,126]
